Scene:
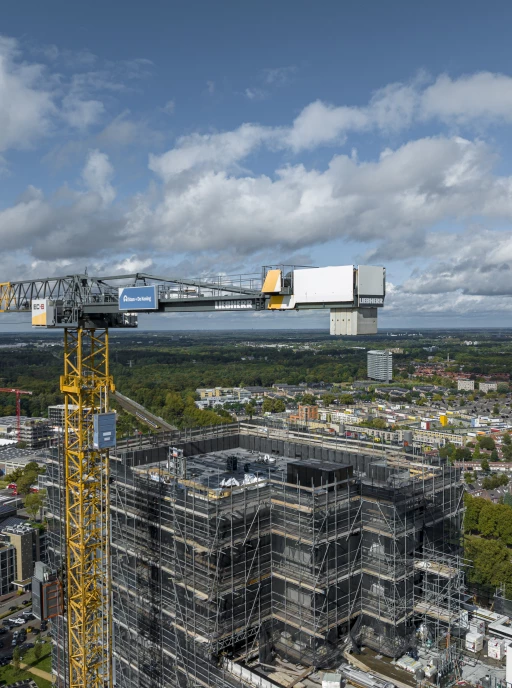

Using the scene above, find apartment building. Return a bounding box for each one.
[457,380,475,392]
[367,350,393,383]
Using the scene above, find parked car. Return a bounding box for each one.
[8,605,17,611]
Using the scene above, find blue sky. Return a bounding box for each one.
[2,0,512,331]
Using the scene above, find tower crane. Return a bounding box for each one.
[0,388,33,441]
[0,264,385,688]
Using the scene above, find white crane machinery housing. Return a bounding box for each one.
[20,264,386,335]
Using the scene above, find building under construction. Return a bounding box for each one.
[43,423,464,688]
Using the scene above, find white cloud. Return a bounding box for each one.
[112,255,153,273]
[245,88,268,101]
[206,80,215,94]
[62,93,105,129]
[0,36,56,152]
[96,111,163,148]
[148,123,272,177]
[262,66,296,86]
[384,280,512,322]
[422,72,512,124]
[82,149,115,205]
[163,99,175,114]
[147,135,512,256]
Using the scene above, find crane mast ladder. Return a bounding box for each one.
[61,327,113,688]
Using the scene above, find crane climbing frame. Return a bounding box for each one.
[0,264,385,688]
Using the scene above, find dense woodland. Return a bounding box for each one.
[1,329,512,429]
[464,494,512,596]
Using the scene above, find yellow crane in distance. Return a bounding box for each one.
[0,265,385,688]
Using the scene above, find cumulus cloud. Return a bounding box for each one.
[0,151,120,261]
[400,230,512,297]
[0,36,55,151]
[422,72,512,124]
[81,149,115,205]
[148,123,273,177]
[384,280,512,322]
[0,35,155,153]
[146,135,512,256]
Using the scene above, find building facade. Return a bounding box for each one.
[0,539,16,595]
[457,380,475,392]
[367,350,393,383]
[479,382,498,393]
[44,424,464,688]
[0,417,52,448]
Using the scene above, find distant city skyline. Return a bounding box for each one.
[2,0,512,327]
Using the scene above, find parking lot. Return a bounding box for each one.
[0,594,48,664]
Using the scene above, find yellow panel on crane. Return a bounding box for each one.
[261,269,282,293]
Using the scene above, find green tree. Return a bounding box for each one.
[481,457,490,473]
[465,472,475,484]
[273,398,286,413]
[262,398,274,413]
[479,436,496,451]
[24,491,45,521]
[322,393,336,406]
[16,471,39,496]
[503,433,512,446]
[493,404,500,415]
[502,444,512,461]
[34,639,42,660]
[454,447,472,461]
[491,449,499,462]
[473,443,481,460]
[244,403,255,419]
[464,494,486,533]
[12,646,20,674]
[300,393,317,405]
[338,394,354,405]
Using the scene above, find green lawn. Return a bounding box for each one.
[0,663,52,687]
[21,640,52,673]
[0,640,52,688]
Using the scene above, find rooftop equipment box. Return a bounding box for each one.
[287,461,352,489]
[466,632,484,653]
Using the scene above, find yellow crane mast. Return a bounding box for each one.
[62,327,113,688]
[0,265,385,688]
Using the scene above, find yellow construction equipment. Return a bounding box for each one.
[0,265,385,688]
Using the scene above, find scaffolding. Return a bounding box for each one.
[357,458,464,659]
[43,423,465,688]
[270,465,361,667]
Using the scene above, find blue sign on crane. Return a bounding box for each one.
[118,285,158,310]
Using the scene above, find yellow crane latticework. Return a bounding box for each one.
[61,327,113,688]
